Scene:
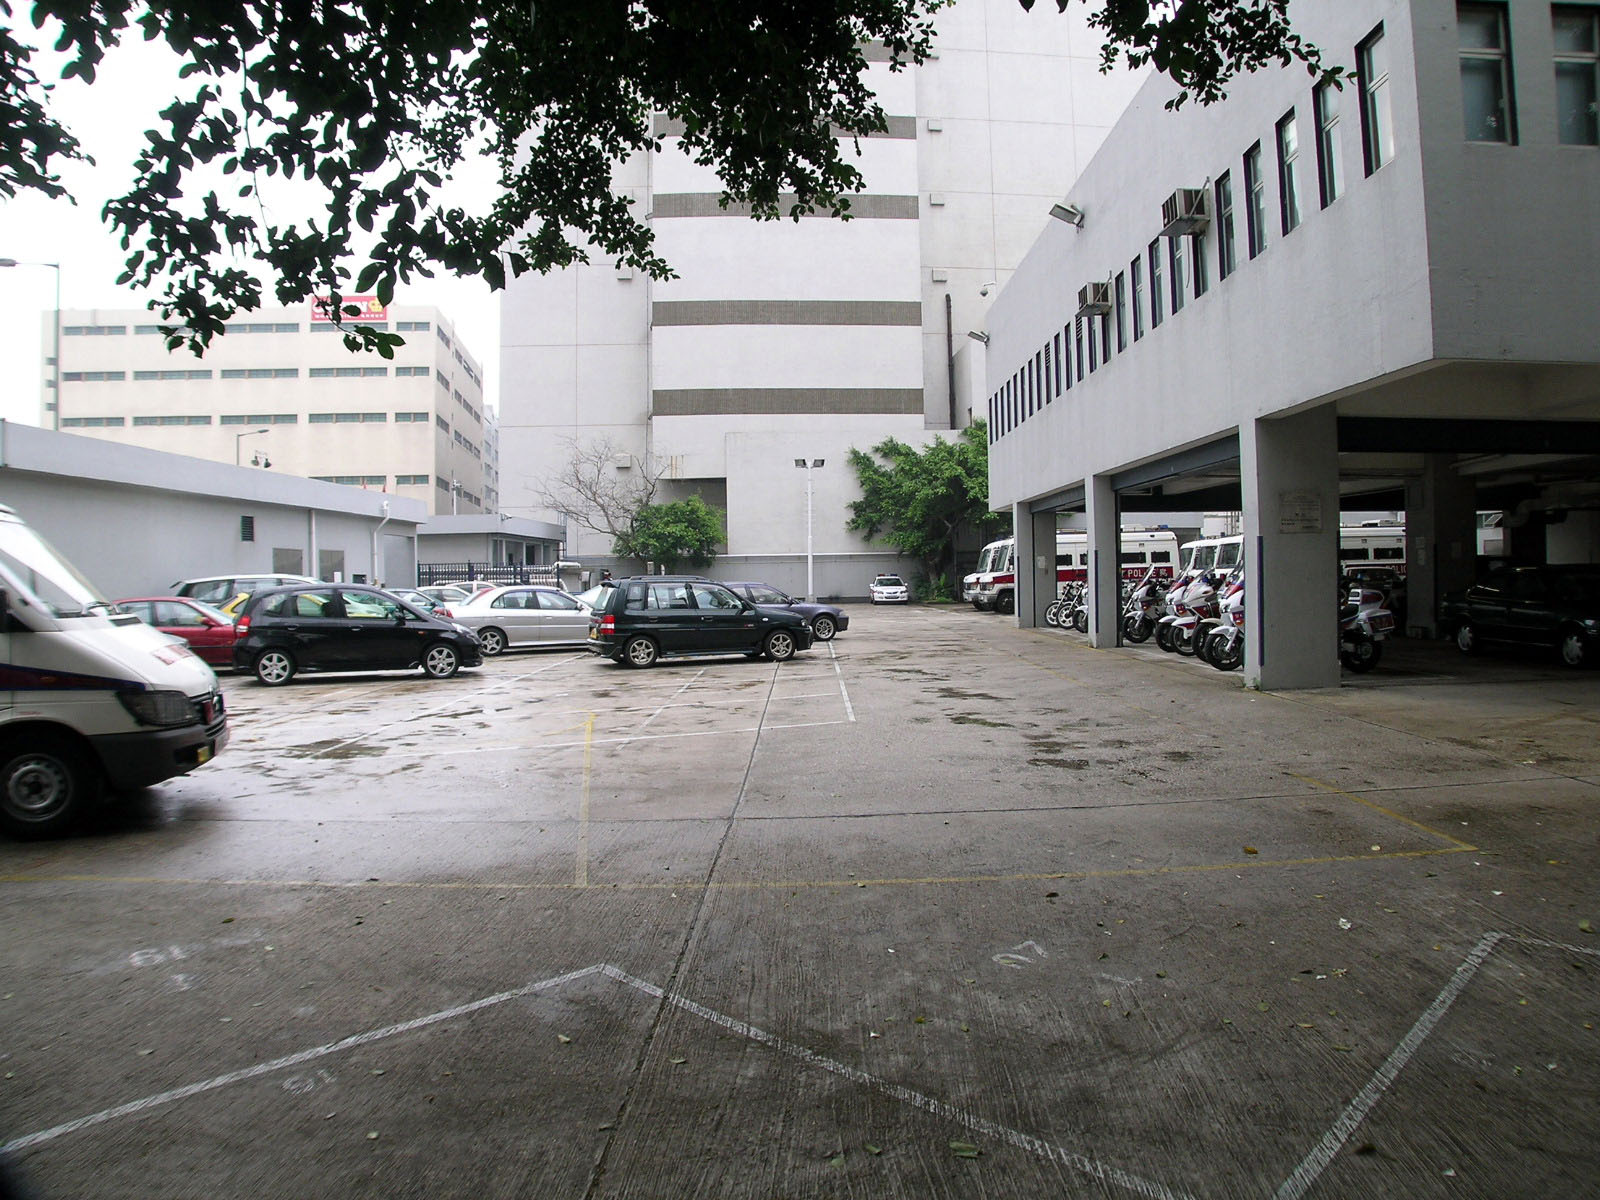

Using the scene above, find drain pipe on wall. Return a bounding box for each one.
[370,500,391,587]
[945,292,957,429]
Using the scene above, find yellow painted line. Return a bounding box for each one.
[0,844,1473,895]
[1289,772,1478,851]
[576,712,595,887]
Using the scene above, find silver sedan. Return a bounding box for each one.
[447,585,592,656]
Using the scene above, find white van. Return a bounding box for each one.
[0,505,229,837]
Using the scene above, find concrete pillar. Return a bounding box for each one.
[1086,474,1120,647]
[1403,454,1477,637]
[1240,407,1340,689]
[1019,507,1057,627]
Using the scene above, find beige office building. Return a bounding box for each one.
[40,302,494,516]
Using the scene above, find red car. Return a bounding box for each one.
[115,596,236,668]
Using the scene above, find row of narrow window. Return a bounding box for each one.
[65,320,435,337]
[62,365,439,381]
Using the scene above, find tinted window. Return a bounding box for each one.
[154,600,206,627]
[491,590,533,609]
[118,601,154,622]
[745,586,789,604]
[536,591,580,611]
[187,579,235,604]
[293,590,337,618]
[644,583,691,610]
[691,583,742,611]
[343,590,405,619]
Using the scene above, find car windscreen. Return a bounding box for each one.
[877,577,904,587]
[745,586,790,604]
[0,518,111,617]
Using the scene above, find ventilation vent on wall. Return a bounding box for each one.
[240,515,255,543]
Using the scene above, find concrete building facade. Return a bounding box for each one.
[39,303,494,516]
[497,0,1147,598]
[0,421,427,597]
[981,0,1600,688]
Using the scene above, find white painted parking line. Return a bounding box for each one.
[5,962,1189,1200]
[1275,931,1600,1200]
[1,964,606,1156]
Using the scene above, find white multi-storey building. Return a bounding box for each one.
[40,303,494,516]
[497,0,1146,597]
[983,0,1600,688]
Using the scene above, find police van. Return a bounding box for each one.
[0,505,228,837]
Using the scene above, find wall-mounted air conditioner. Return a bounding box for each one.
[1160,188,1210,237]
[1076,281,1112,316]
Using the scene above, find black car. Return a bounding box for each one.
[587,576,813,667]
[721,581,849,641]
[234,584,483,685]
[1439,564,1600,668]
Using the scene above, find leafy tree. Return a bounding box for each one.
[2,2,1338,351]
[614,496,725,571]
[847,421,1005,595]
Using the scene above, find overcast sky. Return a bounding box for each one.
[0,34,501,425]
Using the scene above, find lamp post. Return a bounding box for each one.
[235,427,270,465]
[793,457,825,601]
[0,258,62,429]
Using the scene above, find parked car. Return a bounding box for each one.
[449,585,592,656]
[587,576,813,667]
[115,596,236,667]
[869,574,909,604]
[388,587,445,613]
[416,584,474,608]
[1439,564,1600,668]
[233,584,483,685]
[571,583,611,611]
[172,573,317,606]
[721,581,849,642]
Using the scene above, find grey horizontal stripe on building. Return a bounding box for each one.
[653,389,924,416]
[652,115,915,140]
[651,193,919,220]
[652,300,922,327]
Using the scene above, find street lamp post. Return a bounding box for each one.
[0,258,62,429]
[793,457,825,602]
[235,427,270,465]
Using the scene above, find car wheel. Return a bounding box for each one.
[1454,621,1479,656]
[811,615,837,641]
[422,642,461,679]
[1558,628,1588,669]
[765,630,797,662]
[0,733,98,839]
[995,592,1015,615]
[478,627,507,657]
[254,649,296,686]
[623,635,659,668]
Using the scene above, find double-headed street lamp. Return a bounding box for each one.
[0,258,62,430]
[235,427,270,465]
[793,457,825,602]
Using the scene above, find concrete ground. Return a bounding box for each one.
[1,607,1596,1199]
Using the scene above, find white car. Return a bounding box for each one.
[447,584,591,656]
[869,574,909,604]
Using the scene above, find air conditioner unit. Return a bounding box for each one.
[1160,187,1210,236]
[1076,281,1112,316]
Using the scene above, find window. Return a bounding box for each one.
[1148,240,1164,328]
[219,368,298,379]
[1130,259,1144,340]
[1459,4,1515,141]
[396,320,431,331]
[395,474,430,486]
[1215,173,1237,279]
[395,365,431,377]
[1087,315,1098,373]
[220,413,297,425]
[1053,332,1063,394]
[1042,342,1053,403]
[225,321,298,333]
[436,415,450,432]
[1191,233,1209,297]
[1062,325,1073,389]
[1244,143,1267,258]
[311,321,388,332]
[1074,318,1085,380]
[1098,314,1110,364]
[1359,24,1394,173]
[60,416,125,426]
[394,411,429,422]
[1276,109,1303,233]
[1114,272,1127,351]
[1168,236,1187,314]
[240,516,255,543]
[61,371,126,382]
[133,414,211,425]
[1555,6,1600,145]
[1313,81,1343,206]
[62,325,125,336]
[309,366,388,378]
[132,369,212,380]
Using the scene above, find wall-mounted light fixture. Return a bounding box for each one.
[966,330,990,344]
[1049,202,1085,228]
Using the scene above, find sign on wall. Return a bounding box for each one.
[1278,490,1324,534]
[311,295,388,323]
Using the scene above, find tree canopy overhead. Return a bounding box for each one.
[2,1,1338,352]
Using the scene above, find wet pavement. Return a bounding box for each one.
[2,608,1596,1198]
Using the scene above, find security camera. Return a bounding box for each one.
[979,281,997,297]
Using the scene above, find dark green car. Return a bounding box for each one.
[586,576,813,668]
[1439,564,1600,668]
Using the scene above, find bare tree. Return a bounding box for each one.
[533,437,666,542]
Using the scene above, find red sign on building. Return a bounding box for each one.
[311,295,388,323]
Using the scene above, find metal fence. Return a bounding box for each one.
[417,562,564,588]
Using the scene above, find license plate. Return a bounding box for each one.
[197,745,212,765]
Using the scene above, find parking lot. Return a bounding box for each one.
[3,606,1597,1198]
